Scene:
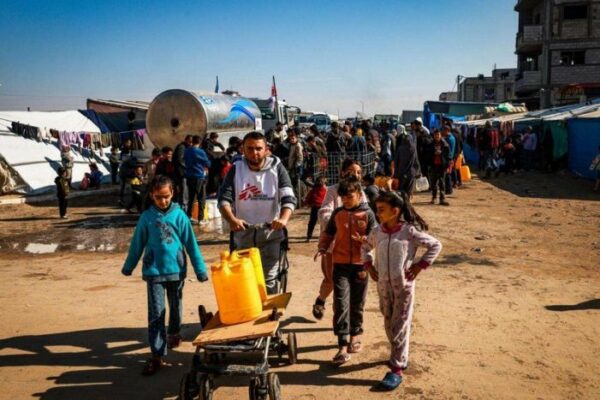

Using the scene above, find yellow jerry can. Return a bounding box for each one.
[231,248,267,302]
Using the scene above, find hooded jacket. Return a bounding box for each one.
[363,223,441,287]
[318,203,377,266]
[122,203,207,281]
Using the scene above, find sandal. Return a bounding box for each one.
[332,351,351,365]
[167,334,182,349]
[141,357,163,376]
[348,340,362,354]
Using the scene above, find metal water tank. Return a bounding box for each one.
[146,89,261,148]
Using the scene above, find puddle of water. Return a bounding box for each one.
[24,243,58,254]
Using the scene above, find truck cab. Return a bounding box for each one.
[252,98,301,134]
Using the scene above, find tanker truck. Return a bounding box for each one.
[144,90,262,157]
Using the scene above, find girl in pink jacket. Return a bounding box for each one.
[357,191,441,391]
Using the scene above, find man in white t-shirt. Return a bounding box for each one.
[218,131,297,293]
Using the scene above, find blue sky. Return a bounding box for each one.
[0,0,517,116]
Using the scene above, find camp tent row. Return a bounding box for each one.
[0,110,111,195]
[429,101,600,180]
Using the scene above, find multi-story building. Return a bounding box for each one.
[457,68,518,102]
[515,0,600,108]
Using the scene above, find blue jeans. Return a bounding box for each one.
[147,280,184,357]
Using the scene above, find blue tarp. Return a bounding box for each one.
[79,109,111,133]
[463,142,479,167]
[567,117,600,180]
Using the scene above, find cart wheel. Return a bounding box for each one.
[287,332,298,365]
[249,377,267,400]
[198,373,213,400]
[249,377,258,400]
[179,372,199,400]
[267,372,282,400]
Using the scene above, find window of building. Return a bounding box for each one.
[484,88,495,101]
[559,51,586,66]
[563,5,588,20]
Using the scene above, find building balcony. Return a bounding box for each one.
[516,25,543,53]
[515,0,542,12]
[515,70,542,93]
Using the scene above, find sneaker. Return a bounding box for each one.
[439,200,450,206]
[430,198,436,205]
[60,215,68,219]
[375,371,403,391]
[312,302,325,320]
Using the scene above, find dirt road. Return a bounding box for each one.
[0,171,598,399]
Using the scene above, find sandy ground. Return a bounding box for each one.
[0,171,599,400]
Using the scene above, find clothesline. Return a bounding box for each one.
[6,117,147,151]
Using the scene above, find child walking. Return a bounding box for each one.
[304,176,327,242]
[126,165,145,213]
[315,177,377,365]
[357,191,441,390]
[54,167,69,219]
[121,175,208,376]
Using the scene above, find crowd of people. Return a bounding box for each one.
[56,115,575,391]
[115,127,448,391]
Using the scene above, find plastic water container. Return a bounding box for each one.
[231,248,267,301]
[211,258,262,325]
[460,165,472,181]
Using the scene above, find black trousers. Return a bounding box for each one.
[333,263,368,346]
[306,206,320,240]
[127,192,143,212]
[110,163,119,184]
[57,195,68,217]
[186,177,206,220]
[429,167,446,201]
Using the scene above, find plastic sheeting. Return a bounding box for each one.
[78,109,111,133]
[567,117,600,180]
[0,110,101,133]
[0,131,109,194]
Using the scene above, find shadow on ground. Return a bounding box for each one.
[0,314,374,399]
[545,299,600,312]
[475,170,599,201]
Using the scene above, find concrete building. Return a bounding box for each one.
[439,92,458,101]
[515,0,600,109]
[457,68,518,103]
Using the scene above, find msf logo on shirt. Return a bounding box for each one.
[239,184,262,201]
[239,183,273,201]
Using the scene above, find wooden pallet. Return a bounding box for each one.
[192,292,292,346]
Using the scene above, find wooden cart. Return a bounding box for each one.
[179,292,297,400]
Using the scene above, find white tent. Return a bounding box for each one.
[0,110,101,133]
[0,111,109,194]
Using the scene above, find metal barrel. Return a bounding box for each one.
[146,89,261,148]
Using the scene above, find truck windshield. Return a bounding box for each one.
[258,106,275,120]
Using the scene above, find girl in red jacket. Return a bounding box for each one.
[304,176,327,242]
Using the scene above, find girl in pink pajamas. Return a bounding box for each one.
[357,191,441,391]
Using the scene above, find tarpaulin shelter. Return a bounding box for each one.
[454,112,530,166]
[0,111,109,194]
[514,102,600,166]
[567,109,600,180]
[423,101,499,130]
[86,98,148,133]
